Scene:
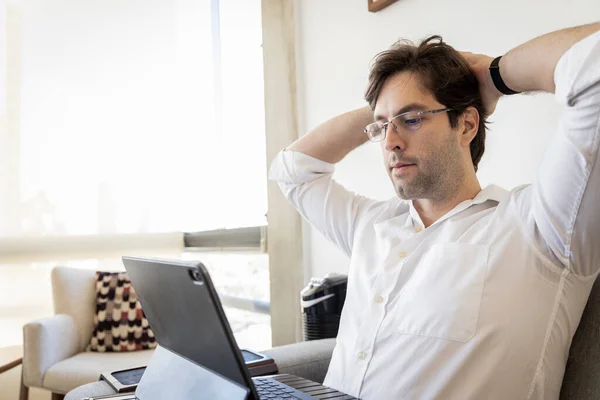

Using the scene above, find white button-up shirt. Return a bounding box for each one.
[269,32,600,400]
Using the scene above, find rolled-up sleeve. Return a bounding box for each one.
[530,30,600,276]
[269,150,379,257]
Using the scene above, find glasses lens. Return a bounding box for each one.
[366,123,385,142]
[398,112,422,131]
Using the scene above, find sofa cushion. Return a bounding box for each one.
[87,272,157,352]
[42,349,155,394]
[262,338,335,384]
[65,381,116,400]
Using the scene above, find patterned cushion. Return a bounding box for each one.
[87,271,157,352]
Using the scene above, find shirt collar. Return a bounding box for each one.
[408,184,509,228]
[471,184,509,204]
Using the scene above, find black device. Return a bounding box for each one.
[301,273,347,341]
[100,367,146,393]
[119,256,356,400]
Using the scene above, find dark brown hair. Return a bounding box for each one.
[365,35,487,172]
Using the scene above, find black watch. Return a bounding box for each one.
[489,56,520,95]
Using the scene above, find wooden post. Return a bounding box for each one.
[261,0,304,347]
[19,369,29,400]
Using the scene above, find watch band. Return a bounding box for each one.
[489,56,520,95]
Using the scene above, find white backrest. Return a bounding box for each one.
[50,267,97,352]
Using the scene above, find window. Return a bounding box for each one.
[0,0,269,350]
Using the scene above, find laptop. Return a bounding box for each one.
[119,256,357,400]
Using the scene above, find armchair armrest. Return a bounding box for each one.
[262,338,336,384]
[22,314,80,388]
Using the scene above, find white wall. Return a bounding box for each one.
[294,0,600,279]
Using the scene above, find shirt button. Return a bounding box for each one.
[358,352,366,360]
[374,295,383,303]
[415,226,422,233]
[398,251,407,258]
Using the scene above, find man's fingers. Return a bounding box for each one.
[459,51,491,68]
[459,51,478,62]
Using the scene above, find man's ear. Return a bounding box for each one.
[459,106,480,147]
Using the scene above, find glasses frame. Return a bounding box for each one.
[364,107,453,142]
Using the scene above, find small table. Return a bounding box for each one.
[0,345,23,374]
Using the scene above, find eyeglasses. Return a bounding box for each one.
[364,108,453,142]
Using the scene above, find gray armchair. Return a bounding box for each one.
[560,277,600,399]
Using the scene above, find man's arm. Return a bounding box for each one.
[500,22,600,94]
[465,23,600,275]
[461,22,600,113]
[286,106,373,163]
[269,106,382,257]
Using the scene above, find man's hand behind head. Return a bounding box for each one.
[460,52,503,115]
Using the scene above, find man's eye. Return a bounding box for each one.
[403,118,420,125]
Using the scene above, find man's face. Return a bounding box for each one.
[373,72,466,202]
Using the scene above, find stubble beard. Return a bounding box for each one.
[392,134,465,203]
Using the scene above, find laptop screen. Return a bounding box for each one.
[122,257,251,389]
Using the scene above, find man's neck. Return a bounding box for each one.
[412,179,482,228]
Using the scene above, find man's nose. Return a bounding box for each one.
[384,126,407,152]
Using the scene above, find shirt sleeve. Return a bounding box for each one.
[529,30,600,276]
[268,150,381,257]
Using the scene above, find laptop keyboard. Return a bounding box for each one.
[255,375,358,399]
[255,378,300,399]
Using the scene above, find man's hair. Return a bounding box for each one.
[365,35,487,172]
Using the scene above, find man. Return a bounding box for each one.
[269,22,600,399]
